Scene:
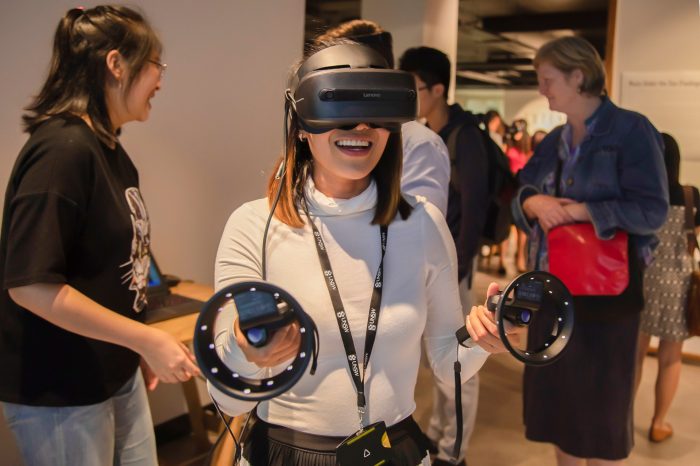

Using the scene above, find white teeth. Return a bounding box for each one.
[336,139,370,148]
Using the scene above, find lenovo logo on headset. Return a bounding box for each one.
[362,92,382,99]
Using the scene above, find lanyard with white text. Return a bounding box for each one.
[304,208,388,428]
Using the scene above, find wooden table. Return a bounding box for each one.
[148,282,212,343]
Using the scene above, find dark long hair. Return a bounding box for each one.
[23,5,162,146]
[267,41,411,228]
[662,133,684,205]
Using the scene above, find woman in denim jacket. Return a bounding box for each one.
[511,37,668,465]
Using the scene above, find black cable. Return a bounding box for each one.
[212,399,239,456]
[451,343,463,464]
[261,94,292,280]
[202,409,233,466]
[203,396,259,466]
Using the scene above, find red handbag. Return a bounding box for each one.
[547,223,629,296]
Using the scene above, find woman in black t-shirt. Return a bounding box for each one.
[0,6,199,466]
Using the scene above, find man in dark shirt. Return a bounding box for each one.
[400,46,490,466]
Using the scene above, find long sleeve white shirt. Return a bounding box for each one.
[401,121,450,217]
[209,179,488,436]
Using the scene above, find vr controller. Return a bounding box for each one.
[485,276,541,326]
[456,271,575,366]
[193,281,318,401]
[234,290,295,347]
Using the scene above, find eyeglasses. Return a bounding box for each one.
[148,59,167,77]
[417,85,430,91]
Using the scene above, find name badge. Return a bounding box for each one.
[336,421,394,466]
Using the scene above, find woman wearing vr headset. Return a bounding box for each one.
[210,40,511,466]
[0,6,199,465]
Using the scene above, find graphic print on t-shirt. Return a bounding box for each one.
[120,187,150,313]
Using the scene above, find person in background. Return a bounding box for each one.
[0,6,199,466]
[208,40,512,466]
[485,109,506,150]
[511,36,668,465]
[504,119,532,174]
[498,119,532,275]
[314,19,450,217]
[399,46,491,466]
[531,129,548,153]
[635,132,700,443]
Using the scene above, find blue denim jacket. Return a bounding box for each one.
[511,97,669,269]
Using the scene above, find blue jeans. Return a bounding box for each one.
[2,370,157,466]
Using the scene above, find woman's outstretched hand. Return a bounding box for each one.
[466,282,524,353]
[233,318,301,368]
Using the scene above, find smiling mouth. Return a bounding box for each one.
[335,139,372,152]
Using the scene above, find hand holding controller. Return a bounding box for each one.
[457,271,575,365]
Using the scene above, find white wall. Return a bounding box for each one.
[362,0,459,99]
[612,0,700,188]
[0,0,306,286]
[613,0,700,356]
[0,1,305,463]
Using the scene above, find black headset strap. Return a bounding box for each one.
[302,202,387,427]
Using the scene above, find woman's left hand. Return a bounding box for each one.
[562,202,591,222]
[466,282,524,354]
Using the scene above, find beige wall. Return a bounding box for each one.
[0,1,305,463]
[612,0,700,355]
[362,0,459,98]
[0,0,306,286]
[612,0,700,188]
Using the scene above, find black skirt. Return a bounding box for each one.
[523,309,640,460]
[242,415,430,466]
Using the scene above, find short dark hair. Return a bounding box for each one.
[485,110,501,124]
[398,46,451,99]
[269,40,411,228]
[23,5,162,146]
[315,19,395,68]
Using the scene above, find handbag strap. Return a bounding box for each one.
[682,186,699,258]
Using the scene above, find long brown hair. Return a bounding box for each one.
[267,41,411,228]
[23,5,162,146]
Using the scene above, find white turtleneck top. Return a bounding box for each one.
[209,179,489,436]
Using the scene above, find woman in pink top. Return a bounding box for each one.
[505,119,532,173]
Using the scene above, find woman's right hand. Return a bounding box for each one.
[523,194,576,233]
[138,328,201,384]
[233,318,301,367]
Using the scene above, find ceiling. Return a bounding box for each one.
[305,0,611,89]
[456,0,609,88]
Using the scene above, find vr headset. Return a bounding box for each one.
[288,44,418,134]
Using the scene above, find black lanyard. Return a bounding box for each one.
[303,205,388,427]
